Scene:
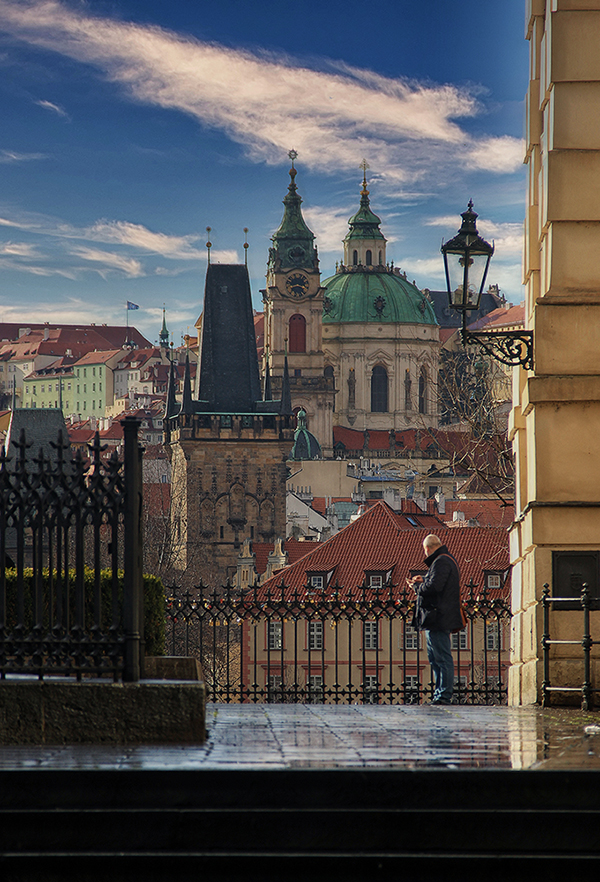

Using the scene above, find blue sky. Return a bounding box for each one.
[0,0,528,345]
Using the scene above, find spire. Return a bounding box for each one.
[181,351,194,415]
[263,350,273,402]
[279,354,293,415]
[345,160,385,243]
[165,359,178,419]
[159,307,169,348]
[197,264,262,412]
[269,150,318,271]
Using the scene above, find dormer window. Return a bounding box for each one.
[309,574,324,590]
[367,573,383,589]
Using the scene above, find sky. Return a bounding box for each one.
[0,0,529,346]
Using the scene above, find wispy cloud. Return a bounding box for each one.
[426,214,523,257]
[0,241,42,257]
[34,98,69,118]
[0,149,47,163]
[85,220,204,259]
[302,206,350,254]
[68,246,144,278]
[0,0,523,183]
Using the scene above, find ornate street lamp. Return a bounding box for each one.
[441,201,534,369]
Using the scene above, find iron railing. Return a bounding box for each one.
[0,416,143,681]
[542,582,600,710]
[166,577,511,704]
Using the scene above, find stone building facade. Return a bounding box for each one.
[166,264,294,585]
[510,0,600,704]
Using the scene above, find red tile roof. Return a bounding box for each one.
[253,539,314,576]
[444,499,515,529]
[257,500,509,601]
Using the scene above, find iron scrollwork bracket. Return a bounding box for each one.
[462,329,534,370]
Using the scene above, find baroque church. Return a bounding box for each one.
[263,155,441,455]
[165,154,501,583]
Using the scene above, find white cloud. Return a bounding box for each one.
[85,220,204,258]
[34,98,69,118]
[0,149,47,163]
[210,250,240,264]
[0,0,522,182]
[302,206,350,254]
[426,214,523,258]
[68,246,144,278]
[0,241,42,257]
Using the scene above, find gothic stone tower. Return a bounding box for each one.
[263,151,334,455]
[165,263,295,586]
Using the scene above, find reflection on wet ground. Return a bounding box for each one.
[0,703,599,770]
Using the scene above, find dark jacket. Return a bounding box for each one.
[415,544,462,632]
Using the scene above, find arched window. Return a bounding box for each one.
[378,250,382,265]
[324,365,334,380]
[366,250,372,266]
[353,250,358,266]
[371,365,388,413]
[419,368,427,414]
[289,314,306,353]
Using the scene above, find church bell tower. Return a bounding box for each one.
[263,150,334,455]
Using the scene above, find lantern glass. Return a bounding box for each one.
[444,248,491,311]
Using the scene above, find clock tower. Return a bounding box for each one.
[264,151,334,455]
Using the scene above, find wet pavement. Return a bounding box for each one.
[0,703,599,770]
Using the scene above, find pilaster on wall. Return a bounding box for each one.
[511,0,600,704]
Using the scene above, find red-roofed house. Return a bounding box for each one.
[241,501,511,703]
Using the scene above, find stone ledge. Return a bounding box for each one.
[0,680,206,745]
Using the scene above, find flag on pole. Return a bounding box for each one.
[126,301,139,310]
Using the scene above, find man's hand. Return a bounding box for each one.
[407,575,424,587]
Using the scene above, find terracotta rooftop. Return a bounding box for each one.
[258,500,510,601]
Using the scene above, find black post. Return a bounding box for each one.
[541,583,550,707]
[581,583,592,711]
[122,416,143,682]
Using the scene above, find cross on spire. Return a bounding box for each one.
[360,158,370,195]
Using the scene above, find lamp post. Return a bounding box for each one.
[441,201,534,369]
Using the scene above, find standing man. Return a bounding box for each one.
[408,534,462,705]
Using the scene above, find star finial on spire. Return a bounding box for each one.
[288,148,298,168]
[360,158,370,195]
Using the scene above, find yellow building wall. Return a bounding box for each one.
[512,0,600,703]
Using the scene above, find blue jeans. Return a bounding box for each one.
[425,630,454,703]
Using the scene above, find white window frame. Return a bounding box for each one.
[363,674,379,703]
[308,620,323,651]
[363,621,378,650]
[403,625,420,650]
[309,574,324,590]
[452,629,468,650]
[487,573,502,589]
[268,621,283,650]
[486,622,501,651]
[368,574,383,589]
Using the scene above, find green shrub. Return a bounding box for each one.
[2,569,165,657]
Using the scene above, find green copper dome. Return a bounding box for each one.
[322,268,437,325]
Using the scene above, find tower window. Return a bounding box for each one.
[366,250,372,266]
[419,368,428,414]
[289,314,306,353]
[353,250,358,266]
[371,365,388,413]
[378,250,382,265]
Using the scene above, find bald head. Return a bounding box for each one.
[423,534,442,555]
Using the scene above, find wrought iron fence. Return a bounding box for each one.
[166,578,511,705]
[542,582,600,710]
[0,417,143,681]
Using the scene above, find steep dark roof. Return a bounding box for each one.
[198,264,262,412]
[5,409,71,464]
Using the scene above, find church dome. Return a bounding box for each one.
[290,408,322,461]
[322,268,437,325]
[321,168,437,326]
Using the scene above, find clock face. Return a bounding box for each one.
[285,272,309,298]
